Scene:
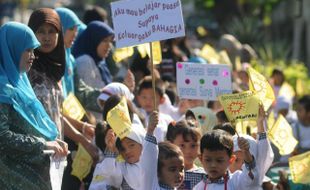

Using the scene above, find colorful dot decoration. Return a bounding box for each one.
[212,80,218,86]
[177,63,183,69]
[185,79,190,84]
[222,70,229,77]
[199,79,205,84]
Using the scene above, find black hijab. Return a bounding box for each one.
[28,8,66,82]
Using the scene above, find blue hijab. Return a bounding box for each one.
[56,7,81,97]
[0,22,58,140]
[72,21,114,84]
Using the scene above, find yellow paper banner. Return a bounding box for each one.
[151,41,162,64]
[279,82,295,100]
[106,96,132,139]
[71,144,93,181]
[235,120,257,135]
[289,151,310,184]
[267,110,275,129]
[296,78,307,97]
[218,91,260,123]
[200,44,219,64]
[268,115,298,155]
[113,47,134,63]
[62,93,86,121]
[247,67,275,111]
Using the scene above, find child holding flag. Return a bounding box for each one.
[136,76,173,142]
[193,129,259,190]
[141,111,186,189]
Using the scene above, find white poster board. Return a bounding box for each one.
[177,62,232,100]
[111,0,185,48]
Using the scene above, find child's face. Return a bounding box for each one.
[296,104,310,125]
[137,88,161,113]
[173,134,199,170]
[229,151,244,173]
[119,138,142,164]
[159,156,185,188]
[200,149,232,180]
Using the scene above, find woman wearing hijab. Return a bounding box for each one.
[55,7,80,97]
[27,7,98,172]
[74,21,114,89]
[0,22,68,190]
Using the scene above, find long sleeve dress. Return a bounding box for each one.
[0,103,51,190]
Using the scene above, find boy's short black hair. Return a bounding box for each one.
[200,130,234,157]
[216,110,229,123]
[298,95,310,113]
[166,120,201,143]
[212,123,235,136]
[137,76,165,97]
[158,142,183,174]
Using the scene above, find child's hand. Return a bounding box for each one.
[276,170,290,190]
[105,129,117,152]
[123,69,135,92]
[147,111,159,135]
[238,137,254,164]
[238,137,250,151]
[257,104,266,133]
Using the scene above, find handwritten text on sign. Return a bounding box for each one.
[176,62,232,100]
[111,0,185,48]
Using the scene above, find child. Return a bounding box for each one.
[292,95,310,154]
[90,95,146,189]
[193,129,259,190]
[141,111,185,189]
[136,76,173,142]
[166,120,205,189]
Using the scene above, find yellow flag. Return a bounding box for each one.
[199,44,219,64]
[218,50,232,67]
[71,144,93,181]
[196,26,208,37]
[218,91,260,123]
[289,151,310,184]
[279,82,295,100]
[235,120,257,135]
[113,47,134,63]
[247,67,275,111]
[267,110,275,129]
[106,96,132,139]
[137,43,148,58]
[268,115,298,155]
[150,41,162,64]
[62,93,86,121]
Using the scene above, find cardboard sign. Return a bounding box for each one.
[111,0,185,48]
[218,91,260,123]
[176,62,232,100]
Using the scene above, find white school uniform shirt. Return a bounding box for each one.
[93,151,143,190]
[140,135,177,190]
[193,168,260,190]
[140,109,173,142]
[233,132,274,187]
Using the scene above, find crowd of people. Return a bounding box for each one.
[0,4,310,190]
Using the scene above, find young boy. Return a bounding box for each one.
[136,76,173,142]
[292,95,310,154]
[194,129,259,190]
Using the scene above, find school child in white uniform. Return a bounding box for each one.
[91,122,146,189]
[140,111,185,190]
[166,120,205,189]
[193,129,259,190]
[229,105,274,189]
[136,76,173,142]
